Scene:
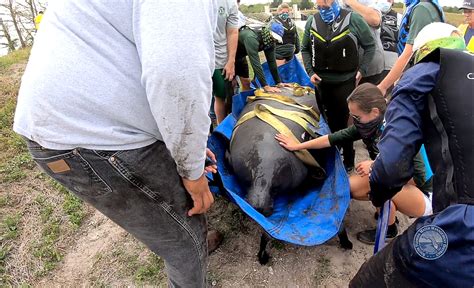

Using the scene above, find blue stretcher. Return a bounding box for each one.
[207,58,350,246]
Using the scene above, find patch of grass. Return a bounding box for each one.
[0,195,9,207]
[134,254,165,283]
[49,179,85,227]
[272,240,285,251]
[0,152,34,183]
[313,256,331,286]
[49,179,68,194]
[1,213,21,240]
[62,192,85,227]
[0,244,11,285]
[0,48,31,72]
[31,219,63,276]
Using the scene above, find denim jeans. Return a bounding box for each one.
[26,139,207,288]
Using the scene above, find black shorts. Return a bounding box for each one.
[235,56,249,78]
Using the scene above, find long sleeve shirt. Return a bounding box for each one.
[14,0,217,180]
[369,62,440,203]
[301,12,376,82]
[236,28,281,87]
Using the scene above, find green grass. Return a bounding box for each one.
[62,192,85,227]
[49,180,85,227]
[0,244,11,285]
[1,213,21,240]
[0,152,34,183]
[32,219,63,276]
[0,48,31,72]
[134,254,165,283]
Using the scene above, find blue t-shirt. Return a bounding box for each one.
[464,27,474,46]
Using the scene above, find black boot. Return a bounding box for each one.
[356,223,398,245]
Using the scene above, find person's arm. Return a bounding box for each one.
[264,47,282,84]
[133,0,216,215]
[369,62,440,207]
[301,17,315,78]
[344,0,381,27]
[377,44,413,95]
[327,125,361,146]
[244,35,269,86]
[350,13,376,77]
[378,5,437,95]
[276,134,331,151]
[223,2,240,80]
[294,27,301,55]
[133,0,214,181]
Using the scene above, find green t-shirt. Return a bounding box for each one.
[406,2,443,45]
[301,12,376,83]
[327,125,432,191]
[236,28,281,87]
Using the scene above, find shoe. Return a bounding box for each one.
[207,230,223,255]
[356,223,398,245]
[373,212,400,224]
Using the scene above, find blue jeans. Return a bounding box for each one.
[26,139,207,288]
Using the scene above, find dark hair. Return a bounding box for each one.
[347,83,386,114]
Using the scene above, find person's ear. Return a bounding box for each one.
[371,107,380,117]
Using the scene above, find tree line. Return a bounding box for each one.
[1,0,46,53]
[240,0,462,14]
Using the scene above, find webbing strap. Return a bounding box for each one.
[374,200,391,254]
[232,104,322,168]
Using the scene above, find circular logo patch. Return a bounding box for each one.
[414,225,448,260]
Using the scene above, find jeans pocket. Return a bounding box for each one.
[28,145,112,198]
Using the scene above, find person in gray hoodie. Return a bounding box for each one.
[14,1,217,287]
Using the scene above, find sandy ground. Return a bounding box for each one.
[35,141,412,287]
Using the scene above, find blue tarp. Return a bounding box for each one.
[207,58,350,246]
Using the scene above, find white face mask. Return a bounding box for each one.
[376,0,392,13]
[358,0,375,6]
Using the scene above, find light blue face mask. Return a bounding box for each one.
[319,1,341,24]
[280,12,289,20]
[377,1,392,13]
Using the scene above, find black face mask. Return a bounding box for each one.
[353,115,383,139]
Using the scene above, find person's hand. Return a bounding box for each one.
[276,82,293,88]
[263,85,281,93]
[204,148,217,174]
[310,73,322,85]
[222,60,235,81]
[355,71,362,86]
[275,133,300,151]
[182,174,214,216]
[356,160,374,177]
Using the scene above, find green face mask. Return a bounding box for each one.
[414,36,467,64]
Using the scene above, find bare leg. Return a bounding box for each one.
[214,97,227,124]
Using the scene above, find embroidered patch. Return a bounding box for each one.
[46,159,71,173]
[218,6,225,15]
[413,225,448,260]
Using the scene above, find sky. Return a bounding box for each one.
[240,0,464,6]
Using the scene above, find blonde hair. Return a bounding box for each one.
[277,3,291,13]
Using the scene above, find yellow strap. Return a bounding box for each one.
[331,29,350,42]
[258,104,319,135]
[310,30,326,43]
[232,104,321,168]
[252,104,321,168]
[234,104,319,138]
[249,89,320,121]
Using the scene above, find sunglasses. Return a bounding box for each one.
[350,113,361,122]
